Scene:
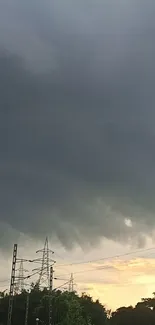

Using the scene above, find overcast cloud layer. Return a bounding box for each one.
[1,0,155,248]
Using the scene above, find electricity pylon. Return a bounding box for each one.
[68,273,74,292]
[7,244,18,325]
[15,259,28,294]
[33,237,56,289]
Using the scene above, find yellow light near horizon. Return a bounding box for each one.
[133,274,155,285]
[82,281,154,310]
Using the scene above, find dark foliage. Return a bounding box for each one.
[111,293,155,325]
[1,285,155,325]
[0,286,107,325]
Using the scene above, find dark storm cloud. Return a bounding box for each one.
[0,0,155,248]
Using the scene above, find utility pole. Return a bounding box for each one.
[7,244,18,325]
[24,291,29,325]
[49,266,53,325]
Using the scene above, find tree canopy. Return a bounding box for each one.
[111,293,155,325]
[0,286,107,325]
[1,286,155,325]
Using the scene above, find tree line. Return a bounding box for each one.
[0,284,155,325]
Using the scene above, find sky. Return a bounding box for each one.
[1,0,155,310]
[1,238,155,310]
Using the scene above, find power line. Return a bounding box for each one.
[55,265,112,277]
[53,281,70,291]
[56,247,155,267]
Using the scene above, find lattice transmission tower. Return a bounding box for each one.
[68,273,74,292]
[7,244,18,325]
[33,237,56,289]
[15,259,28,294]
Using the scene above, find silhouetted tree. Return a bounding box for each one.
[0,287,107,325]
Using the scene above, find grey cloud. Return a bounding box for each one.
[0,0,155,248]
